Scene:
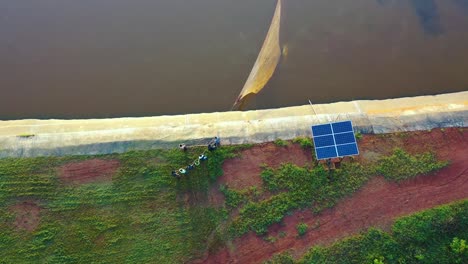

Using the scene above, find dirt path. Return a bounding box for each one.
[202,128,468,263]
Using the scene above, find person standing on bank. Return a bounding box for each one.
[208,143,216,151]
[179,143,187,152]
[199,154,208,161]
[171,170,181,179]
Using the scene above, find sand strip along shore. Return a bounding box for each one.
[0,91,466,158]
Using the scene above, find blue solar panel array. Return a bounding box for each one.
[311,121,359,160]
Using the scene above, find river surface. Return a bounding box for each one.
[1,0,468,119]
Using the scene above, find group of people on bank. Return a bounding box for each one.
[171,136,220,179]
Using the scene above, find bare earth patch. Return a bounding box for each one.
[58,159,120,185]
[219,142,312,190]
[10,201,42,232]
[208,142,313,207]
[202,128,468,263]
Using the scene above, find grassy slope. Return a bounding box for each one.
[0,146,245,263]
[0,138,458,263]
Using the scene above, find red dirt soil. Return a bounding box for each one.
[221,143,313,190]
[208,143,313,206]
[10,201,42,232]
[58,159,120,185]
[202,128,468,263]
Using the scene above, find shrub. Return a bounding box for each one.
[354,131,363,140]
[450,237,468,264]
[219,185,247,208]
[376,148,448,181]
[264,236,277,243]
[17,133,35,138]
[450,237,466,255]
[297,223,308,236]
[265,252,295,264]
[274,139,289,147]
[373,256,385,264]
[292,137,313,149]
[260,167,278,191]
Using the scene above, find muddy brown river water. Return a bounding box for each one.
[1,0,467,119]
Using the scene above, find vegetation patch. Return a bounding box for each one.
[16,134,35,138]
[265,252,295,264]
[265,200,468,264]
[0,139,451,262]
[0,145,248,263]
[230,162,373,236]
[377,148,448,181]
[292,137,314,149]
[219,185,261,209]
[354,131,362,140]
[296,223,308,237]
[274,139,289,147]
[228,148,447,237]
[220,185,248,208]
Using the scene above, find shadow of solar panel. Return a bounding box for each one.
[313,135,335,148]
[332,121,353,133]
[312,124,332,136]
[337,143,359,156]
[334,132,356,145]
[316,146,338,160]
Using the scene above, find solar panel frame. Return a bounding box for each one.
[311,120,360,160]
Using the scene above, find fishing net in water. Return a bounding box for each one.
[232,0,282,110]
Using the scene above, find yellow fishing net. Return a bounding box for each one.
[233,0,282,110]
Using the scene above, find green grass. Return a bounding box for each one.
[0,145,249,263]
